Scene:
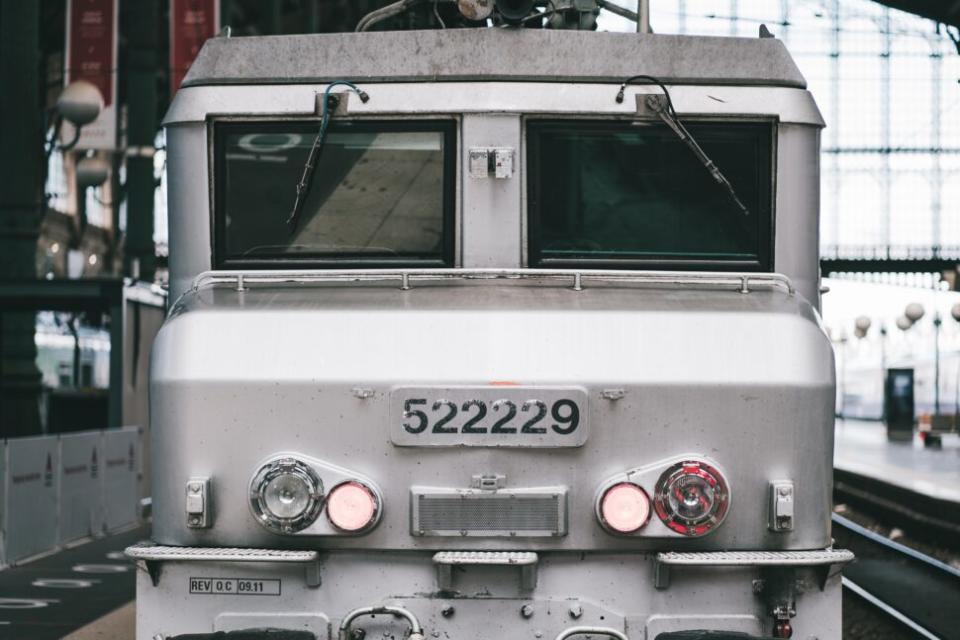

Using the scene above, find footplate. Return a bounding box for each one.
[433,550,538,590]
[653,549,854,589]
[126,543,322,588]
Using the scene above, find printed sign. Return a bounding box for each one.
[102,427,138,531]
[170,0,219,94]
[5,437,59,562]
[59,432,104,543]
[64,0,118,149]
[189,577,281,596]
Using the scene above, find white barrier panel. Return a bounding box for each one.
[5,436,59,563]
[102,427,139,532]
[58,432,104,543]
[1,439,7,568]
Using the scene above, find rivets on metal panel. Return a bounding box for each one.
[600,388,625,401]
[441,605,455,618]
[352,387,375,399]
[568,604,583,619]
[520,604,535,619]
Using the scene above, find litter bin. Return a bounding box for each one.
[884,368,914,441]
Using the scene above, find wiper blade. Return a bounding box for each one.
[644,95,749,216]
[616,74,749,217]
[286,81,369,232]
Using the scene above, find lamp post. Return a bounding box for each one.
[952,302,960,427]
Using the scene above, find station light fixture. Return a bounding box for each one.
[653,460,730,537]
[250,458,324,534]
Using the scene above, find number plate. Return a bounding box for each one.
[390,386,588,447]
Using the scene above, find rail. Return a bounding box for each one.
[833,513,960,640]
[188,268,796,297]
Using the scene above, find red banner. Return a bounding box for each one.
[66,0,115,106]
[170,0,220,94]
[65,0,117,149]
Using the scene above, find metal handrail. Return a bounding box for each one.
[555,627,629,640]
[338,605,423,640]
[189,268,795,295]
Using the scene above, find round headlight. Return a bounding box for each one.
[326,481,380,532]
[598,482,651,534]
[250,458,323,533]
[653,460,729,537]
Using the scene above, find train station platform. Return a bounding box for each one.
[0,525,145,640]
[834,418,960,503]
[834,419,960,541]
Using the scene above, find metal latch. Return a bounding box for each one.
[769,481,795,532]
[468,147,514,179]
[471,473,506,490]
[186,477,211,528]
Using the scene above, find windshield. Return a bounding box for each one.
[527,120,773,270]
[214,120,455,268]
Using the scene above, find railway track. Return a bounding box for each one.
[834,468,960,549]
[833,514,960,639]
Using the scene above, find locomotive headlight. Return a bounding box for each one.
[597,482,651,534]
[250,458,323,533]
[326,481,380,532]
[654,460,730,537]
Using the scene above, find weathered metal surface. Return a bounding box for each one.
[150,280,834,551]
[182,29,807,88]
[133,552,843,639]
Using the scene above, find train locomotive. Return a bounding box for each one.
[128,2,851,639]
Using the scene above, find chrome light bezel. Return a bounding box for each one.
[653,459,730,537]
[249,457,324,534]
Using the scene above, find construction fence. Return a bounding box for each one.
[0,426,142,567]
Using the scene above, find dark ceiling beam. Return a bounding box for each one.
[868,0,960,28]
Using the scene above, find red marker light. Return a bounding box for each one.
[599,482,651,534]
[326,481,380,532]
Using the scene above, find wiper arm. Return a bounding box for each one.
[616,75,749,217]
[644,95,749,216]
[287,81,370,232]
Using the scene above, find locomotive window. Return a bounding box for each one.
[527,120,773,270]
[214,120,455,268]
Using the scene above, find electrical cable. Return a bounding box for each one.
[286,81,370,232]
[433,0,446,28]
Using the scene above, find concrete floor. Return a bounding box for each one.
[63,602,134,640]
[834,418,960,502]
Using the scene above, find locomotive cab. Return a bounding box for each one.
[132,24,848,640]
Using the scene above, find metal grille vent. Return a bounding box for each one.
[411,487,567,537]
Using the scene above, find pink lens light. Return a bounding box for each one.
[600,483,651,533]
[326,481,379,532]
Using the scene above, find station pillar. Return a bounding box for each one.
[0,0,44,436]
[124,0,160,282]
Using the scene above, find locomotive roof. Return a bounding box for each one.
[182,28,806,89]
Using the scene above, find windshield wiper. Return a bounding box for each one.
[616,75,749,217]
[287,81,369,232]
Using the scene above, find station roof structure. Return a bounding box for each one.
[182,28,807,89]
[871,0,960,28]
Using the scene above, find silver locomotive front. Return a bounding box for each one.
[131,25,848,640]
